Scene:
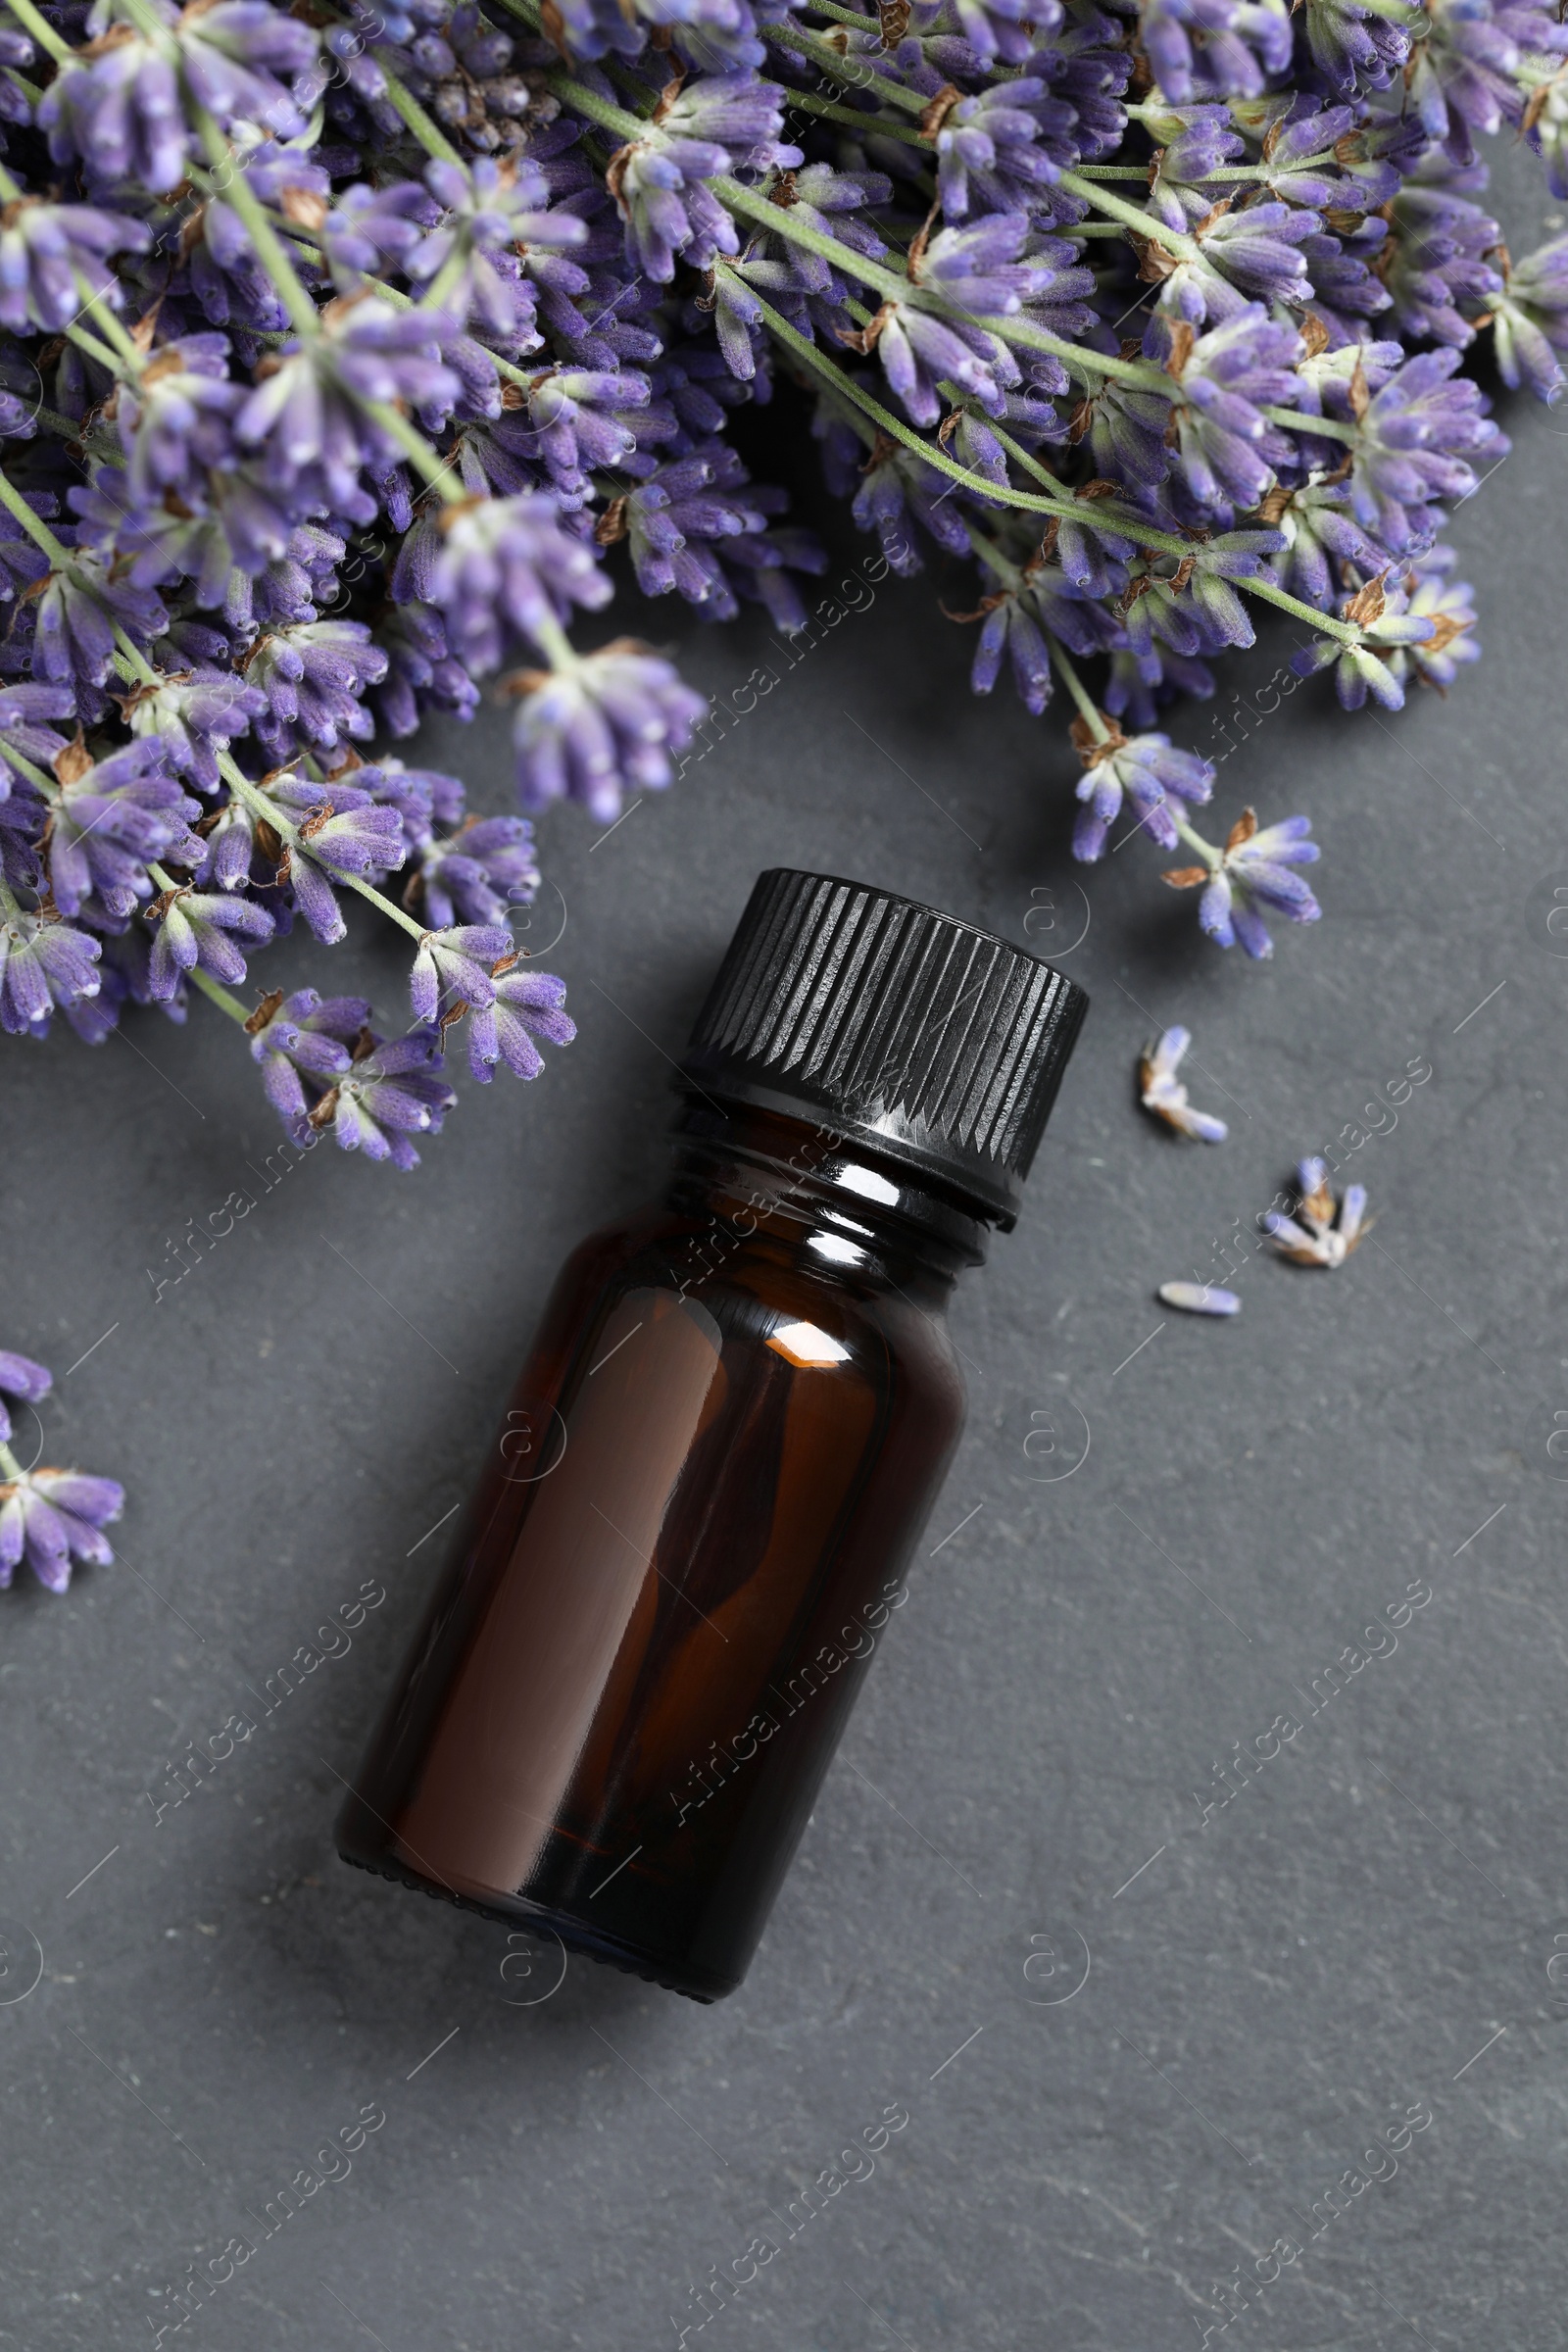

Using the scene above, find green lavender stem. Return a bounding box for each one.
[187,968,255,1024]
[1044,635,1110,739]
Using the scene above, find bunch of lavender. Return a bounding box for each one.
[0,0,1561,1155]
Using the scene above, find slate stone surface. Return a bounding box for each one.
[4,144,1566,2352]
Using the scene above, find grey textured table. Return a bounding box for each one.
[5,145,1566,2352]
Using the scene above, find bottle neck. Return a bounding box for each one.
[666,1097,992,1301]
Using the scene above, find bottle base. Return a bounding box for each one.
[335,1845,736,2004]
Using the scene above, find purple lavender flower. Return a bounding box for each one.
[370,601,481,736]
[616,442,766,604]
[0,906,102,1034]
[321,181,435,286]
[466,958,575,1084]
[1119,530,1282,662]
[608,75,799,282]
[427,494,612,672]
[0,777,45,894]
[967,589,1055,712]
[1144,190,1320,323]
[234,300,460,520]
[409,921,514,1020]
[1071,722,1214,860]
[500,368,652,504]
[1176,808,1321,957]
[416,814,539,928]
[1298,0,1420,97]
[1347,347,1506,553]
[246,619,388,760]
[349,756,463,856]
[243,766,406,938]
[1385,172,1505,348]
[32,550,169,714]
[40,27,190,196]
[114,334,244,506]
[911,0,1064,67]
[0,681,75,789]
[511,640,707,821]
[1140,0,1291,104]
[1491,233,1568,399]
[147,884,274,998]
[1407,0,1568,158]
[308,1023,457,1169]
[1292,567,1438,709]
[409,157,588,339]
[0,1468,123,1593]
[860,299,1013,430]
[934,81,1064,220]
[246,985,362,1124]
[1155,307,1300,513]
[0,1348,50,1446]
[0,198,149,334]
[1263,481,1393,611]
[124,667,267,792]
[1385,546,1480,692]
[1157,1281,1241,1316]
[47,737,200,919]
[41,0,320,195]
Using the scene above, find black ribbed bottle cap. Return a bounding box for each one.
[677,870,1089,1229]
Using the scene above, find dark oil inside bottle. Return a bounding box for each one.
[335,1102,982,2000]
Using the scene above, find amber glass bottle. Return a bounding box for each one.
[337,870,1087,2000]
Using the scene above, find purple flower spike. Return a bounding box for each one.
[247,984,361,1124]
[466,959,575,1084]
[1348,347,1507,553]
[1292,568,1437,710]
[1156,307,1300,514]
[125,668,267,794]
[40,0,318,194]
[146,885,274,998]
[1185,808,1321,958]
[416,814,538,928]
[934,82,1063,222]
[235,300,460,519]
[310,1024,457,1170]
[428,495,612,671]
[409,156,588,340]
[511,640,707,822]
[0,908,101,1034]
[0,1467,123,1593]
[1387,546,1480,692]
[47,736,199,919]
[409,922,513,1021]
[1071,720,1214,861]
[0,198,149,333]
[608,74,798,282]
[115,335,244,507]
[968,592,1054,713]
[866,300,1013,430]
[1492,234,1568,399]
[33,553,168,713]
[0,1348,51,1446]
[246,620,389,762]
